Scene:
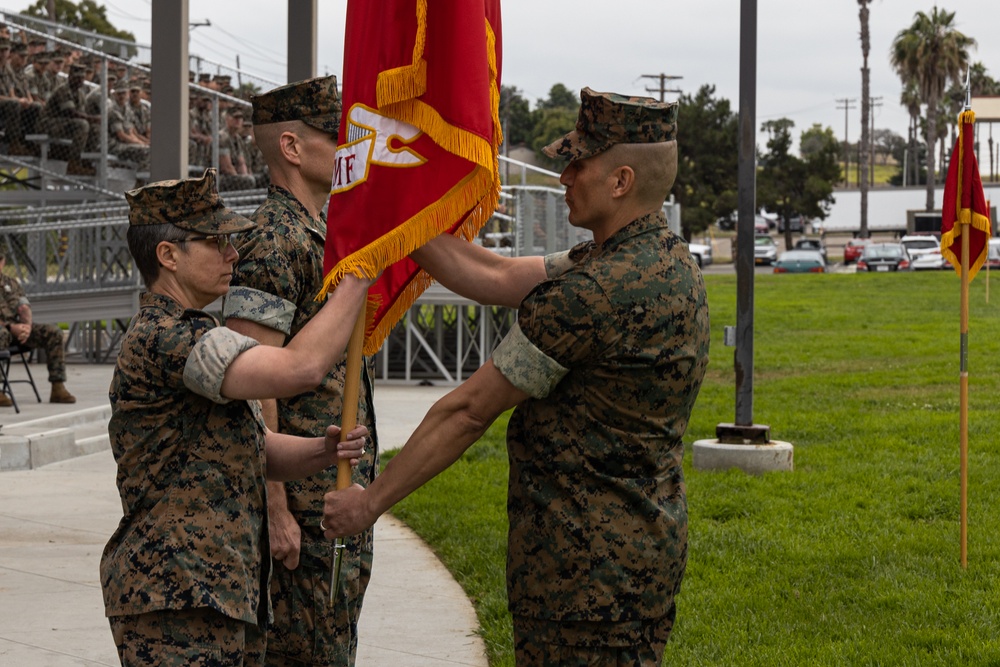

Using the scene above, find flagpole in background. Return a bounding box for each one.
[959,211,969,570]
[940,70,992,569]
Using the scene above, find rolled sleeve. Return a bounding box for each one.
[492,322,568,399]
[183,327,259,403]
[543,250,574,278]
[223,286,296,335]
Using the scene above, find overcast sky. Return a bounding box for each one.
[5,0,1000,149]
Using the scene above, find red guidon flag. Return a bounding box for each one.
[941,109,992,280]
[319,0,503,355]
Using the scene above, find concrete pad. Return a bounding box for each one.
[692,439,794,474]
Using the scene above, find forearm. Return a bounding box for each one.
[364,392,493,518]
[267,480,290,512]
[412,234,546,308]
[349,363,525,526]
[264,432,330,481]
[265,424,366,482]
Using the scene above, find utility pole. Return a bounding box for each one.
[870,96,883,186]
[836,98,857,186]
[640,73,683,102]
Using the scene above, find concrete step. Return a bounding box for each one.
[0,405,111,471]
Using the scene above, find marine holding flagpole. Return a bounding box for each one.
[100,169,372,664]
[322,88,711,665]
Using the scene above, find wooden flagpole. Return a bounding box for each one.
[986,199,991,304]
[960,225,969,570]
[330,307,368,602]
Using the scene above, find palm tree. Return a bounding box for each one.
[890,7,976,211]
[899,80,922,186]
[858,0,872,238]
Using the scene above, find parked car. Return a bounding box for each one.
[753,234,778,265]
[910,248,949,271]
[773,249,826,273]
[856,243,912,272]
[716,214,771,234]
[901,235,946,271]
[686,240,713,268]
[793,237,827,264]
[777,215,806,233]
[843,237,872,264]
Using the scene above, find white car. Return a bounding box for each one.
[753,235,778,265]
[687,241,713,268]
[901,235,947,270]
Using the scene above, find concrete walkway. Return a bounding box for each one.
[0,361,484,666]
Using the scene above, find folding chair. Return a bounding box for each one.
[0,344,43,413]
[0,349,18,414]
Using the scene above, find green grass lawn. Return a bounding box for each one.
[384,269,1000,666]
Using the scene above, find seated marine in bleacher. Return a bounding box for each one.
[0,251,76,406]
[107,80,149,171]
[41,62,98,175]
[216,106,256,191]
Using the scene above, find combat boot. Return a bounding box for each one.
[0,392,12,407]
[49,382,76,404]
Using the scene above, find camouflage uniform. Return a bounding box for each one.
[102,169,269,664]
[41,70,90,162]
[493,88,709,662]
[101,292,270,661]
[0,273,68,383]
[217,126,256,191]
[107,93,150,170]
[225,183,378,667]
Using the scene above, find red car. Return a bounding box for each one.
[843,238,872,264]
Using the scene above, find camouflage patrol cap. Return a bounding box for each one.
[0,39,11,50]
[542,87,678,162]
[125,168,255,234]
[251,75,341,134]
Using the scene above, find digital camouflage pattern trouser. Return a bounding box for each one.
[513,615,674,667]
[264,536,373,667]
[109,606,266,667]
[0,323,66,382]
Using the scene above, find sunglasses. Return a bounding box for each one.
[177,234,234,254]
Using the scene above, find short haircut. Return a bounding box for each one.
[127,223,190,288]
[603,141,678,207]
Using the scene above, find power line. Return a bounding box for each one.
[836,97,857,185]
[640,73,682,102]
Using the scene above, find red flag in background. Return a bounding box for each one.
[941,110,992,280]
[320,0,503,355]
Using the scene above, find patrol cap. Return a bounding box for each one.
[0,39,11,50]
[251,75,340,134]
[68,63,87,76]
[542,87,679,162]
[125,168,255,234]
